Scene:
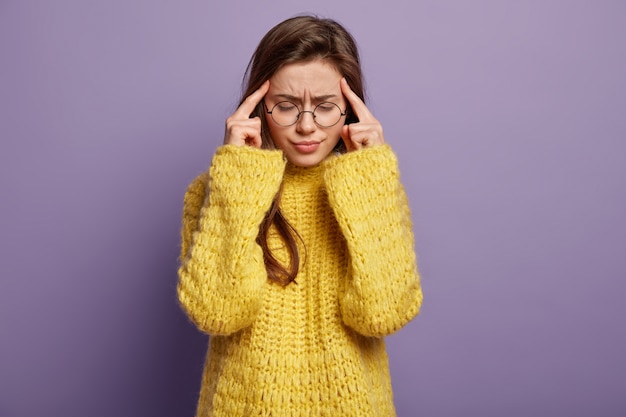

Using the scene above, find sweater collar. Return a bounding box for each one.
[283,159,328,185]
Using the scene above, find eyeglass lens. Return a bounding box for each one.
[270,101,343,127]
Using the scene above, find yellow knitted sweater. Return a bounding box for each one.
[178,144,422,417]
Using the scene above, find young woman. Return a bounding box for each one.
[178,15,423,417]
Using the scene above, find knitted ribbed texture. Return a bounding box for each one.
[178,144,422,417]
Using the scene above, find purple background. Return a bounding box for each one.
[1,1,625,416]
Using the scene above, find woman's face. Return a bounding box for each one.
[265,60,346,167]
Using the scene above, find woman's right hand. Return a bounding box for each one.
[223,80,270,148]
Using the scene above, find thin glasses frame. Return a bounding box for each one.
[264,101,347,128]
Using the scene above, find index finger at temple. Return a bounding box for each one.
[235,80,270,118]
[340,78,374,121]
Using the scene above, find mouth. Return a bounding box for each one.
[292,140,321,154]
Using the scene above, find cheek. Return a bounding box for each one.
[266,121,288,147]
[329,124,344,141]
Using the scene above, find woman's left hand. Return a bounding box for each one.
[340,78,385,151]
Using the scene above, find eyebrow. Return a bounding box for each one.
[274,93,338,102]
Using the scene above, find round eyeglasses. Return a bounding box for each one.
[264,101,347,128]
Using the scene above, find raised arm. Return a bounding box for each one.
[324,145,423,337]
[177,145,285,335]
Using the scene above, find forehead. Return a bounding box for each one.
[269,60,342,98]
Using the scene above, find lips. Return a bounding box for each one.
[292,141,321,153]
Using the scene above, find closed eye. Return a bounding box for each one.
[316,103,336,112]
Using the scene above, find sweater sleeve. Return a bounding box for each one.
[177,145,286,335]
[323,144,423,337]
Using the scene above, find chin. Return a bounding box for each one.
[285,152,328,167]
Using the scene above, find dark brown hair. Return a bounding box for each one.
[243,15,366,285]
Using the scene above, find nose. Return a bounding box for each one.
[296,110,317,134]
